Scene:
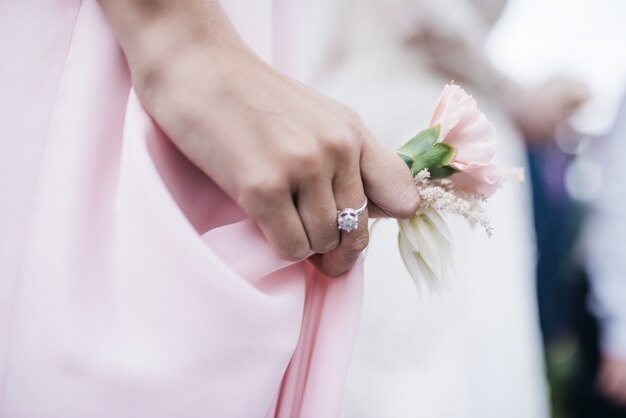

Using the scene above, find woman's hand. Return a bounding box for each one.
[598,354,626,406]
[98,0,420,276]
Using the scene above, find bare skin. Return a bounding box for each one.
[97,0,420,277]
[598,355,626,406]
[509,77,591,143]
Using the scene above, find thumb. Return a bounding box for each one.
[360,134,421,219]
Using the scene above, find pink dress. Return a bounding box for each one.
[0,1,363,417]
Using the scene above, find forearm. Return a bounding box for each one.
[424,34,522,106]
[396,0,523,110]
[96,0,244,85]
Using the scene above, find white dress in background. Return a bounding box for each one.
[305,1,550,417]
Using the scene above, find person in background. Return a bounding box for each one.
[307,0,588,416]
[583,93,626,416]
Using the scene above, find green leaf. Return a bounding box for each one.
[428,165,459,179]
[397,125,441,162]
[398,153,414,170]
[410,142,456,175]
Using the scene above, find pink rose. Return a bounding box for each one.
[430,84,501,197]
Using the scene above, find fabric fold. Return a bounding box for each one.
[0,1,364,417]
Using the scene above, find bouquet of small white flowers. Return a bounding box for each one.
[395,84,522,290]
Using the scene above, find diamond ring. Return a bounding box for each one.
[337,198,368,233]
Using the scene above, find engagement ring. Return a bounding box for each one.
[337,198,368,232]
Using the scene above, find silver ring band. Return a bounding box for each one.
[337,198,368,233]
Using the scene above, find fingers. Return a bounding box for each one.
[238,108,415,270]
[360,131,420,219]
[240,181,310,261]
[548,77,591,110]
[297,177,341,254]
[313,164,369,277]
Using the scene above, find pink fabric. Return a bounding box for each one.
[0,1,363,417]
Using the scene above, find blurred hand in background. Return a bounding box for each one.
[511,77,591,144]
[598,355,626,406]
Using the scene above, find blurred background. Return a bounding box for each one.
[303,0,626,417]
[489,2,626,417]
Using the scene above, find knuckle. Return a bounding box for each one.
[344,108,368,137]
[239,177,285,204]
[325,266,348,278]
[322,132,355,160]
[282,241,310,261]
[289,149,323,179]
[346,232,369,255]
[289,147,319,168]
[314,234,340,254]
[341,106,363,126]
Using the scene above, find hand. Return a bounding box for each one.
[99,0,420,277]
[598,354,626,406]
[510,77,590,144]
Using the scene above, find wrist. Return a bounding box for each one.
[98,0,244,88]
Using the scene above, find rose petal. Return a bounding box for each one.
[445,112,497,165]
[450,163,502,197]
[430,84,499,195]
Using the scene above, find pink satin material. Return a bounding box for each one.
[0,1,363,417]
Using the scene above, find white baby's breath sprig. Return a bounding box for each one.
[414,169,493,237]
